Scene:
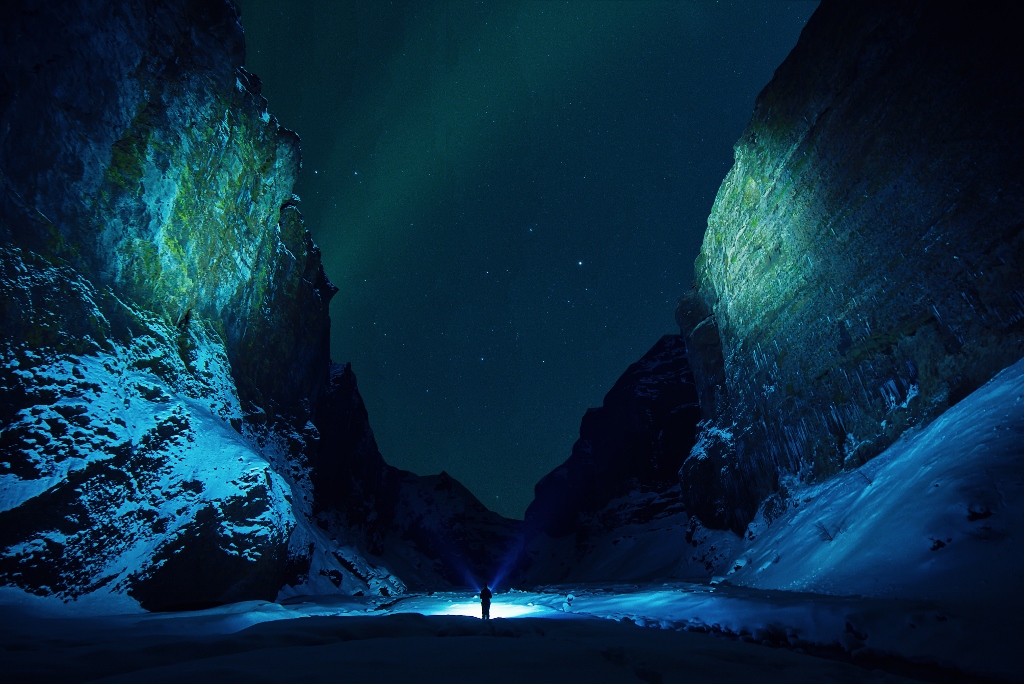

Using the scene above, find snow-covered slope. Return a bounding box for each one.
[516,332,1024,629]
[728,354,1024,606]
[0,598,929,684]
[5,583,1019,682]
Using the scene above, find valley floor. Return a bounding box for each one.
[1,583,1016,683]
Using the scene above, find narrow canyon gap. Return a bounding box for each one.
[3,1,1024,681]
[234,0,818,518]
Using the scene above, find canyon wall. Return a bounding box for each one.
[0,0,334,414]
[0,0,362,609]
[678,0,1024,533]
[0,0,515,609]
[517,0,1024,586]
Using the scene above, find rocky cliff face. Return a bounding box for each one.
[515,0,1024,585]
[678,0,1024,533]
[0,0,514,610]
[1,0,333,414]
[0,0,366,610]
[514,336,737,584]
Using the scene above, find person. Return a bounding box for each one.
[480,584,492,620]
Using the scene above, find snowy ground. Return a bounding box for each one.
[731,355,1024,608]
[1,584,1016,683]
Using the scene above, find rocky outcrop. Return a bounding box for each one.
[0,246,302,609]
[0,0,333,415]
[0,0,357,609]
[515,336,722,584]
[308,363,521,592]
[678,0,1024,533]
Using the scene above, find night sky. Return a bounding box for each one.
[235,0,817,519]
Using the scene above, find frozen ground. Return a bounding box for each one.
[0,584,1016,683]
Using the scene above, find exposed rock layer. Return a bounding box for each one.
[678,0,1024,532]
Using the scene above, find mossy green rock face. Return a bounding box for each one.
[0,0,333,413]
[679,1,1024,532]
[0,0,382,608]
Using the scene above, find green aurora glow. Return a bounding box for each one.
[237,0,816,518]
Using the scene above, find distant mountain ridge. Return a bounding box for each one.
[310,362,520,592]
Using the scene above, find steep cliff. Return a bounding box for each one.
[678,0,1024,533]
[0,0,511,610]
[516,0,1024,587]
[0,0,333,414]
[514,336,737,584]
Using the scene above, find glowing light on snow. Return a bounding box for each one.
[433,602,544,619]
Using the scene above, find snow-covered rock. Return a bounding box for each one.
[0,247,297,609]
[729,354,1024,607]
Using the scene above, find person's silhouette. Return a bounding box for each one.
[480,584,492,620]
